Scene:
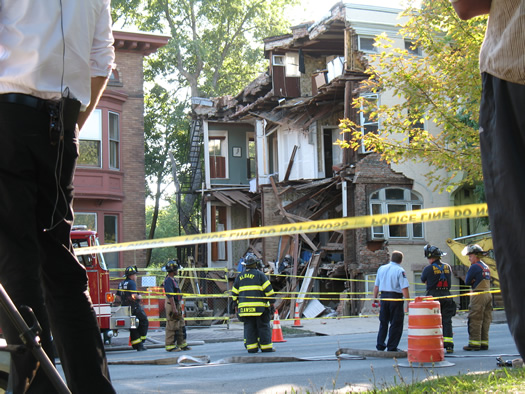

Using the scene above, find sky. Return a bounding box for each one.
[288,0,419,24]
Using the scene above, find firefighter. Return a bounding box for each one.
[421,244,457,353]
[118,266,149,351]
[232,253,276,353]
[163,260,191,352]
[463,244,492,351]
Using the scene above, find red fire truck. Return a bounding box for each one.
[71,226,135,343]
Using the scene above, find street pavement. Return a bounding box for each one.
[106,310,507,351]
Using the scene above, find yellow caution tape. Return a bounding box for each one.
[75,203,488,256]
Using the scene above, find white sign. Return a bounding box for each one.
[141,276,156,288]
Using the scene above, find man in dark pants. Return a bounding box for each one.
[0,1,115,392]
[421,244,456,353]
[373,251,410,352]
[118,266,149,351]
[463,244,492,351]
[232,253,275,353]
[163,260,191,352]
[451,0,525,359]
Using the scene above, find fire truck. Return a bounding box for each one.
[71,226,136,343]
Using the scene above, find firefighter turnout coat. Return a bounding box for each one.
[232,268,275,352]
[232,269,275,317]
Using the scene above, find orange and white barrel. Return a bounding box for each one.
[407,296,444,363]
[143,290,160,329]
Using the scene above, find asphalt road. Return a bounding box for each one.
[98,322,520,393]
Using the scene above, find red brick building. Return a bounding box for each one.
[73,31,169,270]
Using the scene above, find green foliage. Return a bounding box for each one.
[144,84,189,201]
[379,367,525,393]
[113,0,299,97]
[145,204,180,265]
[339,0,488,192]
[112,0,299,248]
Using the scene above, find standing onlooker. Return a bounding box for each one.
[372,251,410,352]
[463,244,492,351]
[163,259,191,352]
[450,0,525,359]
[232,253,275,353]
[0,1,115,392]
[421,244,457,353]
[118,266,149,351]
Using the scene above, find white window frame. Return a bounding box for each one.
[358,36,378,53]
[365,274,377,296]
[74,212,98,231]
[360,94,379,153]
[108,111,120,170]
[370,188,424,240]
[273,54,285,66]
[285,52,300,77]
[208,130,229,179]
[246,132,255,180]
[272,53,300,77]
[78,109,102,168]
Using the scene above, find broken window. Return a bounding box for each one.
[370,188,424,240]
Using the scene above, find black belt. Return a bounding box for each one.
[380,291,403,298]
[0,93,58,112]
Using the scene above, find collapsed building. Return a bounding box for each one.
[181,3,477,318]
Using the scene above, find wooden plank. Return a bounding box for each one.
[284,145,298,182]
[297,252,322,316]
[269,177,318,251]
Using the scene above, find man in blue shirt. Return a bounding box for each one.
[163,260,191,352]
[421,244,456,353]
[118,266,149,351]
[373,251,410,352]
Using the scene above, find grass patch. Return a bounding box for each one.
[376,367,525,393]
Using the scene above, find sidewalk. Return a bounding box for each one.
[106,310,506,350]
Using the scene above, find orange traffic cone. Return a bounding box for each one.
[293,302,303,327]
[272,309,286,342]
[181,299,186,318]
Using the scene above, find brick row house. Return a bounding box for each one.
[190,3,486,315]
[73,31,169,271]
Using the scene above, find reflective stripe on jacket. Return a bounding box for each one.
[232,268,274,317]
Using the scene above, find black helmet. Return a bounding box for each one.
[462,244,487,256]
[242,252,259,267]
[164,260,180,272]
[125,265,138,277]
[424,244,446,258]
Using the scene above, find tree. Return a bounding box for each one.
[116,0,298,97]
[113,0,298,253]
[339,0,487,192]
[144,84,189,265]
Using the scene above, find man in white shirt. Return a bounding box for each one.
[0,1,116,392]
[373,251,410,352]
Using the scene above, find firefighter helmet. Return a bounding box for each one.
[242,252,259,267]
[125,265,138,277]
[424,244,446,258]
[164,260,180,272]
[462,244,487,256]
